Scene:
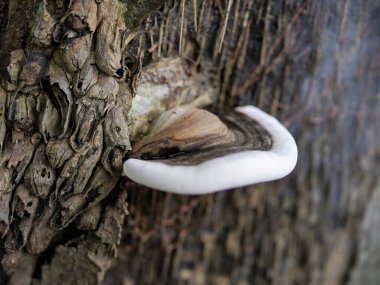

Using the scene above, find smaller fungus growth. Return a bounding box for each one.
[123,105,298,195]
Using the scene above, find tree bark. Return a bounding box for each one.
[0,0,164,284]
[0,0,379,285]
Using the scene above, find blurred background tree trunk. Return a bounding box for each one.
[0,0,379,285]
[105,1,380,285]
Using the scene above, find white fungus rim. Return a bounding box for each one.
[123,105,298,195]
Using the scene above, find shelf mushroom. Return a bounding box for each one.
[123,105,298,195]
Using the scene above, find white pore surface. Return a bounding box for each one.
[123,105,298,195]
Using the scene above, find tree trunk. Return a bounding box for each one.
[0,0,379,285]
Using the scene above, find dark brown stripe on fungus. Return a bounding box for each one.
[128,107,273,166]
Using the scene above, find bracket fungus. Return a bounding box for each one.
[123,105,298,195]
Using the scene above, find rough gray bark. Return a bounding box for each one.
[0,0,165,284]
[0,0,379,285]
